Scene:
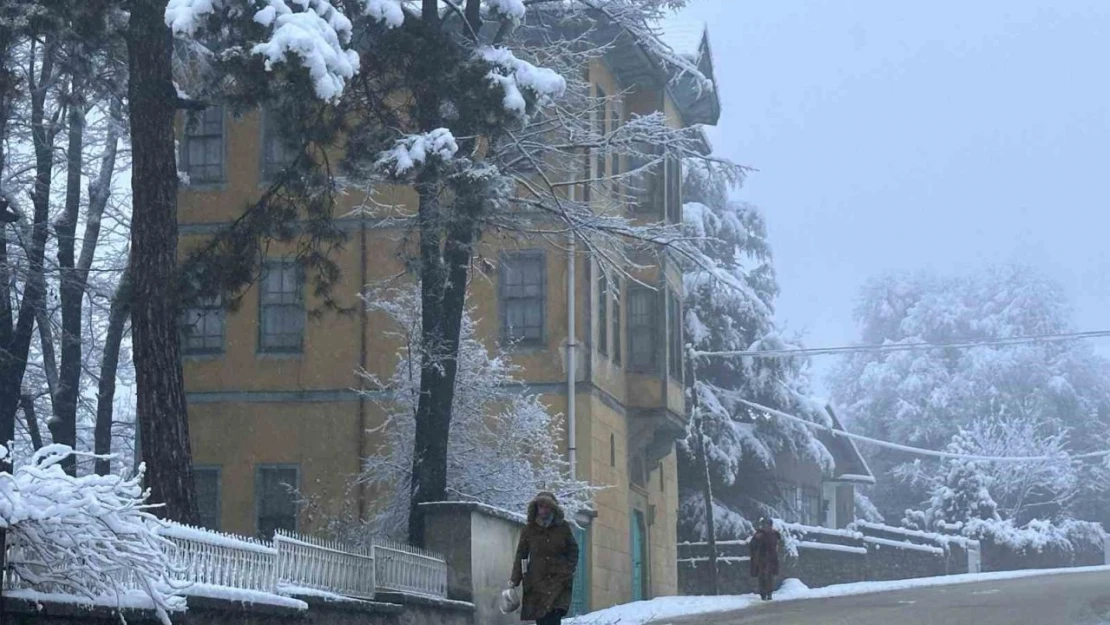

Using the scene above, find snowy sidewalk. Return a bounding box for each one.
[565,565,1110,625]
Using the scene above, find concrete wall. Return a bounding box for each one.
[420,502,525,625]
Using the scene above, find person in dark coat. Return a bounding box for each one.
[749,517,782,600]
[510,492,579,625]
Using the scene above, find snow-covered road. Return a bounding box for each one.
[658,567,1110,625]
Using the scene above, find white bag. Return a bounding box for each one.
[499,584,521,614]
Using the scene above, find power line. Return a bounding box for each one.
[692,329,1110,360]
[734,397,1110,463]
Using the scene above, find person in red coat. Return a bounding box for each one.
[749,517,782,600]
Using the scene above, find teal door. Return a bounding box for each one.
[569,526,589,616]
[631,511,646,601]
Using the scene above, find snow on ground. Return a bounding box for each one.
[566,565,1110,625]
[181,583,308,610]
[4,588,186,613]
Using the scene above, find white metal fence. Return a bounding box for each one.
[275,530,377,600]
[160,524,279,592]
[373,538,449,598]
[2,523,448,603]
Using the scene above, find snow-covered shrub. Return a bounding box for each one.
[358,287,596,537]
[854,490,885,524]
[0,444,182,623]
[1058,518,1106,555]
[962,518,1072,555]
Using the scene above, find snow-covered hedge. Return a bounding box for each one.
[1059,518,1107,555]
[0,445,182,623]
[962,518,1072,554]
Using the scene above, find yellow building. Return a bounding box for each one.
[178,29,720,613]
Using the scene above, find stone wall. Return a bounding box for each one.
[677,521,1110,597]
[0,594,473,625]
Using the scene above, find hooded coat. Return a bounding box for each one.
[749,527,782,578]
[510,492,579,621]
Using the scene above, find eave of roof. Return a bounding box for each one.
[819,405,877,482]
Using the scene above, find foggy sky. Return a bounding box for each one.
[669,0,1110,394]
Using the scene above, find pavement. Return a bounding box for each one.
[658,569,1110,625]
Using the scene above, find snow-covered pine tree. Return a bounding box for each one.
[358,287,596,538]
[831,264,1110,526]
[677,157,833,541]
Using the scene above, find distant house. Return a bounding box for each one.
[769,405,876,529]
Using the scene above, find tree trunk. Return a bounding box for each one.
[95,269,131,476]
[406,180,481,547]
[48,82,86,473]
[126,0,198,523]
[20,394,43,451]
[688,357,719,595]
[0,37,56,449]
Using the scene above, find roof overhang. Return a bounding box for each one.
[820,405,877,484]
[827,473,877,485]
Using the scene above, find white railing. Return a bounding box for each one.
[160,523,279,592]
[373,538,449,598]
[275,530,376,600]
[2,524,449,604]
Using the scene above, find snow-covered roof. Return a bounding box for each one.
[820,405,877,484]
[659,19,709,62]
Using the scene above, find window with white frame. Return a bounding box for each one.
[597,268,609,357]
[194,466,221,530]
[612,276,622,366]
[628,286,658,371]
[256,464,298,539]
[259,260,304,353]
[664,155,682,223]
[782,484,821,526]
[182,295,225,355]
[499,251,545,345]
[667,289,683,380]
[261,106,299,181]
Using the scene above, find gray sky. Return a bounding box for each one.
[668,0,1110,394]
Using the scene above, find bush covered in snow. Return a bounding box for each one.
[0,444,181,623]
[358,288,595,537]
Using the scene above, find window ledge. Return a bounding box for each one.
[181,182,229,193]
[257,350,304,360]
[183,352,225,362]
[504,341,547,353]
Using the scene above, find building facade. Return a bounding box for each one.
[177,29,721,612]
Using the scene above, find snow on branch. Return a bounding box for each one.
[165,0,405,100]
[479,46,567,116]
[485,0,526,21]
[0,444,182,624]
[357,287,597,537]
[250,0,361,100]
[375,128,460,177]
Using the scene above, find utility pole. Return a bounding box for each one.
[687,346,719,595]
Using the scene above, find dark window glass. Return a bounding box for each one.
[182,106,225,184]
[500,252,546,344]
[260,261,304,353]
[256,465,298,539]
